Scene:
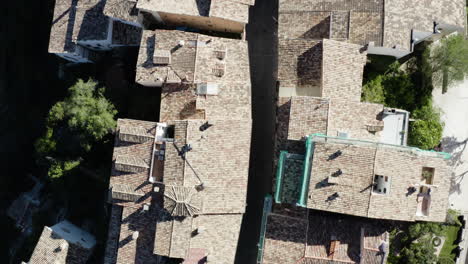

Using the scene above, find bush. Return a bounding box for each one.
[361,75,385,104]
[408,102,444,150]
[362,62,415,110]
[35,79,117,157]
[48,160,81,179]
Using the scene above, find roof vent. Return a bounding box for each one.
[132,231,139,240]
[178,40,185,47]
[214,50,226,60]
[197,83,219,95]
[142,204,150,211]
[212,63,225,77]
[153,50,171,65]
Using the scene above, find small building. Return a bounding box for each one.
[24,220,96,264]
[274,134,451,222]
[278,0,466,58]
[136,0,255,33]
[49,0,142,63]
[259,207,389,264]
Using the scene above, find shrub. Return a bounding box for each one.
[361,75,385,104]
[48,160,81,179]
[408,102,444,150]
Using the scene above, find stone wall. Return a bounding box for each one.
[321,39,367,102]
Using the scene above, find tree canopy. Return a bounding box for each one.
[430,34,468,93]
[35,79,117,178]
[408,101,444,150]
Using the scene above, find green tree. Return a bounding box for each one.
[362,75,385,104]
[381,62,415,110]
[361,62,415,110]
[35,79,117,178]
[430,34,468,93]
[399,238,438,264]
[408,102,444,150]
[47,79,117,149]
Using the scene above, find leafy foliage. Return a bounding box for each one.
[48,160,81,179]
[361,75,385,104]
[399,237,438,264]
[35,79,117,178]
[408,101,444,150]
[390,222,448,264]
[47,79,117,148]
[362,62,415,110]
[430,34,468,93]
[446,209,462,226]
[362,57,444,150]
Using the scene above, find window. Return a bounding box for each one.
[421,167,435,184]
[373,175,391,194]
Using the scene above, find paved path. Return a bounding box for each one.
[432,79,468,213]
[433,79,468,264]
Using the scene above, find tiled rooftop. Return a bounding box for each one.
[49,0,141,61]
[136,0,254,32]
[277,39,367,101]
[261,210,388,264]
[278,0,466,53]
[276,135,451,222]
[49,0,108,54]
[136,30,251,89]
[27,221,96,264]
[277,96,385,148]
